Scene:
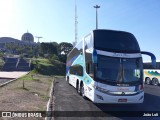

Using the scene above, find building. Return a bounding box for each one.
[0,32,38,52]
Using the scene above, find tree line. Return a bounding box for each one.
[2,42,73,63]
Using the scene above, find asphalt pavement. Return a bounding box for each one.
[53,78,160,120]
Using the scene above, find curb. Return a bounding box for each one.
[0,78,17,87]
[45,77,55,120]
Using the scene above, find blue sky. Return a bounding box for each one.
[0,0,159,61]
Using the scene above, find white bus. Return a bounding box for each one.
[143,60,160,86]
[66,29,156,103]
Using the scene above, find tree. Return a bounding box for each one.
[16,46,24,55]
[0,52,4,57]
[58,42,73,55]
[40,42,58,56]
[5,43,17,54]
[49,54,59,64]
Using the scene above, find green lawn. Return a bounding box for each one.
[31,58,65,75]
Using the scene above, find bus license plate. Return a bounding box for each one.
[118,99,127,102]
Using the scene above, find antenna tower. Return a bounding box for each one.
[75,0,78,45]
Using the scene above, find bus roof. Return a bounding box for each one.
[92,29,133,34]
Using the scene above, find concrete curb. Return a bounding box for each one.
[45,77,55,120]
[0,78,17,87]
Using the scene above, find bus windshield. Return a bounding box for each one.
[94,30,140,53]
[96,55,143,83]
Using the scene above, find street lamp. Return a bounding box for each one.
[35,36,43,43]
[93,5,100,29]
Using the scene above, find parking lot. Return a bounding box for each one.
[53,78,160,120]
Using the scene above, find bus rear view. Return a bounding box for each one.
[66,29,156,104]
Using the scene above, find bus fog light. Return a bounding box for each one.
[96,94,104,100]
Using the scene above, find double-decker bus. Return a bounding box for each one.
[143,60,160,86]
[66,29,156,103]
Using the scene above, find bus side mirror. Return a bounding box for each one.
[141,51,156,68]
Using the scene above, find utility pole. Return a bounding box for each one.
[35,36,42,57]
[35,36,43,43]
[93,5,100,29]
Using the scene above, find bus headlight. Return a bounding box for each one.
[95,86,109,94]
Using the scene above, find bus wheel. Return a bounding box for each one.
[67,77,69,83]
[152,78,159,86]
[145,77,151,85]
[77,81,80,94]
[67,77,71,85]
[80,84,86,99]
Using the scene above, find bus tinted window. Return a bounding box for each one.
[67,40,82,63]
[96,55,143,83]
[84,34,93,49]
[94,30,140,53]
[70,64,83,76]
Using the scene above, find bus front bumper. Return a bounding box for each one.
[93,90,144,104]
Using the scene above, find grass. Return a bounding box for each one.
[17,72,53,97]
[39,62,54,67]
[35,58,50,64]
[32,58,66,76]
[0,59,4,63]
[19,74,33,81]
[54,75,65,78]
[0,71,54,113]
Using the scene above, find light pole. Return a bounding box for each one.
[35,36,43,43]
[93,5,100,29]
[35,36,43,57]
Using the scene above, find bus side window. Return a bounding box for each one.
[86,63,89,74]
[87,63,92,74]
[86,62,94,77]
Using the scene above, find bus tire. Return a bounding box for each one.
[67,77,71,85]
[76,80,80,94]
[80,83,86,99]
[152,78,159,86]
[145,77,151,85]
[67,76,69,83]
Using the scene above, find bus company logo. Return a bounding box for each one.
[117,88,129,91]
[2,112,11,117]
[2,112,42,118]
[114,53,129,57]
[117,84,129,87]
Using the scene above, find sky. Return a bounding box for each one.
[0,0,160,61]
